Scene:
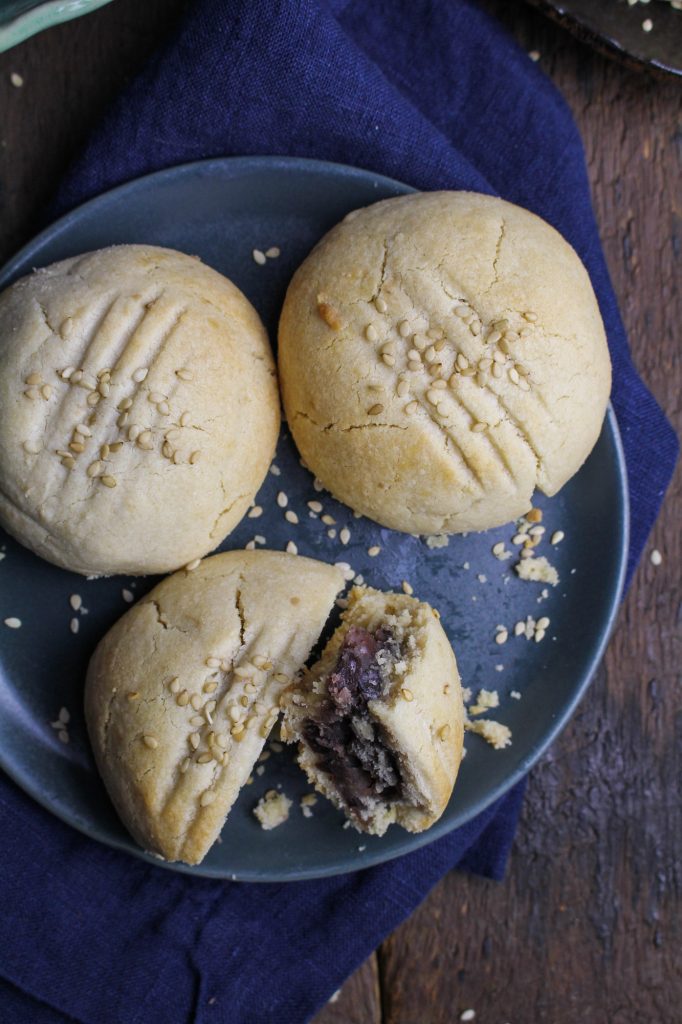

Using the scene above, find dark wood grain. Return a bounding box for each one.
[0,3,679,1023]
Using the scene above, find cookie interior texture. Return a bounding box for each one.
[279,191,612,534]
[0,245,280,576]
[84,551,344,865]
[284,586,464,836]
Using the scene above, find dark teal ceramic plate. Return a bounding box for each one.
[0,157,629,880]
[0,0,114,52]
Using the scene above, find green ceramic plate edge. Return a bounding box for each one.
[0,0,114,52]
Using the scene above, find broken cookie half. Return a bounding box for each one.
[85,550,344,865]
[282,586,464,836]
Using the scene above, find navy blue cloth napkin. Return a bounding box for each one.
[1,1,677,1022]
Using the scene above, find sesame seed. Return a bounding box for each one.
[4,617,21,629]
[99,382,110,398]
[537,616,550,631]
[307,500,323,513]
[253,249,266,265]
[551,530,565,545]
[137,430,154,451]
[101,475,117,488]
[286,541,298,555]
[25,372,41,385]
[426,389,440,405]
[23,440,41,454]
[69,594,82,611]
[252,655,269,669]
[401,687,414,701]
[398,320,411,337]
[87,460,104,478]
[460,1011,476,1022]
[203,680,218,694]
[158,401,170,415]
[273,491,288,510]
[492,542,505,556]
[454,305,469,317]
[177,690,190,707]
[365,324,378,342]
[143,734,158,749]
[471,422,486,433]
[407,348,421,362]
[176,368,194,381]
[132,367,148,383]
[413,335,427,352]
[197,752,213,763]
[509,367,520,384]
[535,629,546,643]
[189,451,201,464]
[368,545,381,557]
[396,379,410,397]
[401,580,413,595]
[495,628,508,645]
[118,398,133,412]
[492,363,503,378]
[327,528,336,539]
[339,527,351,545]
[247,505,263,519]
[189,733,200,750]
[168,677,180,694]
[523,311,538,322]
[179,411,191,427]
[265,246,280,259]
[650,548,662,566]
[58,707,70,724]
[431,378,447,390]
[185,558,201,571]
[470,320,481,336]
[493,349,506,364]
[438,724,451,740]
[61,456,76,470]
[69,441,85,454]
[285,510,299,525]
[70,617,79,634]
[23,387,38,400]
[11,72,24,88]
[58,730,69,744]
[127,691,140,701]
[381,353,396,367]
[180,757,191,774]
[424,346,437,363]
[162,442,174,459]
[405,400,418,414]
[642,17,653,32]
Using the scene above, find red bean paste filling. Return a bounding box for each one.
[302,624,404,815]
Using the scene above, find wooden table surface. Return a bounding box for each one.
[0,2,679,1022]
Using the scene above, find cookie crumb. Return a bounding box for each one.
[253,790,292,830]
[515,555,559,586]
[465,717,512,750]
[426,533,449,549]
[510,690,522,700]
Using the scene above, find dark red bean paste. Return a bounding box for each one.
[302,625,404,814]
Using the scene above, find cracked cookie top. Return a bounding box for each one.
[0,244,280,575]
[278,191,611,534]
[84,549,344,864]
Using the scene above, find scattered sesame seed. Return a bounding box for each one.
[277,491,288,508]
[327,528,337,539]
[471,421,486,433]
[58,730,69,744]
[460,1010,476,1021]
[339,527,351,545]
[529,49,541,61]
[4,617,21,629]
[382,353,396,367]
[401,580,413,595]
[523,311,538,322]
[69,441,85,454]
[495,628,508,645]
[642,17,653,31]
[650,548,662,566]
[514,621,526,636]
[401,687,414,702]
[185,558,201,571]
[265,246,280,259]
[307,500,323,513]
[69,594,82,611]
[175,368,194,381]
[69,617,79,634]
[535,629,546,643]
[253,249,266,265]
[285,510,299,525]
[368,545,381,557]
[10,72,24,87]
[286,541,298,555]
[197,751,213,763]
[537,616,550,631]
[551,530,565,545]
[405,400,418,414]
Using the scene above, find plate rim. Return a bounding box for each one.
[0,155,631,881]
[0,0,114,53]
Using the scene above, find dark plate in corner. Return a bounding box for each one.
[526,0,682,78]
[0,156,629,881]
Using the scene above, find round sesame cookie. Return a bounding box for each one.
[278,192,611,534]
[0,245,280,575]
[85,550,345,865]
